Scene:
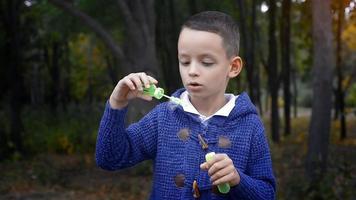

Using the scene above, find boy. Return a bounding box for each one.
[96,11,276,199]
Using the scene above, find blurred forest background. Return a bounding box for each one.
[0,0,356,199]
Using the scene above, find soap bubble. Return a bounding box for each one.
[177,128,190,141]
[218,135,232,148]
[168,101,180,111]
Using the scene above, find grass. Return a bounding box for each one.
[268,115,356,200]
[0,154,152,200]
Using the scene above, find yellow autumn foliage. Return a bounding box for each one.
[342,23,356,50]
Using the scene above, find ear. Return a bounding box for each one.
[228,56,243,78]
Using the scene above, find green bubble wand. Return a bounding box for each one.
[143,84,183,105]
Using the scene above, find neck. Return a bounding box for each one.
[190,94,227,117]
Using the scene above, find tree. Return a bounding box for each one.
[48,0,161,122]
[281,0,291,136]
[155,0,182,94]
[306,0,334,184]
[0,0,26,156]
[267,0,280,143]
[334,0,349,140]
[236,0,262,112]
[48,0,125,64]
[115,0,160,76]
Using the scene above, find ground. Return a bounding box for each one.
[1,115,355,200]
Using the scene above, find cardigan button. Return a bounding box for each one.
[218,135,232,148]
[177,128,190,141]
[198,134,208,150]
[192,180,200,198]
[174,173,185,188]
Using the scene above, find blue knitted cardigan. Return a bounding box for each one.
[96,89,276,200]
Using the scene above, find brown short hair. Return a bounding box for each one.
[181,11,240,58]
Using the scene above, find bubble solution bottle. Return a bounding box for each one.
[205,152,231,194]
[143,84,183,105]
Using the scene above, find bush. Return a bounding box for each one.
[22,104,103,155]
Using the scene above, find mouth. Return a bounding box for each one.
[188,82,202,87]
[187,82,203,91]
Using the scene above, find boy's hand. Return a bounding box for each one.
[200,153,240,187]
[109,72,158,109]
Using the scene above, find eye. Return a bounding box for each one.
[201,57,215,67]
[179,60,190,66]
[202,61,214,67]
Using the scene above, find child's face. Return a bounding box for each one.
[178,28,241,101]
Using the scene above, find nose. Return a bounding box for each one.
[188,61,199,77]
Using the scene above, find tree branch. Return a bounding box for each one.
[133,0,150,40]
[116,0,137,31]
[48,0,124,62]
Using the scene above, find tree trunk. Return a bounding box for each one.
[3,0,25,155]
[86,38,94,104]
[333,88,339,120]
[116,0,161,123]
[281,0,291,135]
[30,63,42,107]
[49,41,61,111]
[292,64,298,118]
[268,0,280,143]
[306,0,334,183]
[251,0,262,114]
[156,0,181,94]
[105,54,119,86]
[336,0,347,140]
[116,0,159,75]
[236,0,255,103]
[189,0,198,14]
[61,41,71,110]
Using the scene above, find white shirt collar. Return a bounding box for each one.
[179,91,237,122]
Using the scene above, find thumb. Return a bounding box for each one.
[200,162,209,170]
[136,92,153,101]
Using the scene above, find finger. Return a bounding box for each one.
[208,158,233,176]
[200,162,209,171]
[121,78,136,90]
[147,75,158,84]
[213,153,229,162]
[129,74,144,91]
[210,165,235,183]
[206,153,227,167]
[212,171,235,186]
[138,72,151,88]
[205,155,216,167]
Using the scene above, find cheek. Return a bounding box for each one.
[179,68,186,82]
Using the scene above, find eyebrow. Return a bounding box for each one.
[178,53,215,58]
[178,54,189,59]
[199,53,214,58]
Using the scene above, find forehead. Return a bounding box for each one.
[178,28,225,56]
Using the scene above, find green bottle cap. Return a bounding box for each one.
[205,152,230,194]
[143,84,164,99]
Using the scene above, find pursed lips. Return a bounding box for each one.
[188,82,202,86]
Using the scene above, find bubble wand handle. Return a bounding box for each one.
[143,84,183,105]
[205,152,231,194]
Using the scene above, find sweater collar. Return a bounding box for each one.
[179,91,237,123]
[170,88,258,126]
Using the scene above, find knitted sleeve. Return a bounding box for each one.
[95,102,158,171]
[229,118,276,200]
